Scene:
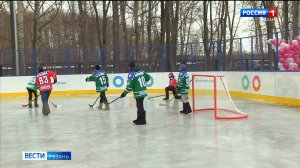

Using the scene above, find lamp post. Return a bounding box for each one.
[12,1,19,76]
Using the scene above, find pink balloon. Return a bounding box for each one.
[279,58,285,63]
[279,51,285,55]
[294,36,300,41]
[283,63,289,69]
[284,47,291,53]
[280,39,286,44]
[271,39,276,46]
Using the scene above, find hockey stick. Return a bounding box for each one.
[49,100,62,109]
[108,97,121,105]
[147,94,165,99]
[22,94,40,107]
[89,96,100,108]
[159,97,175,106]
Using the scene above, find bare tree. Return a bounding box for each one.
[165,1,171,71]
[170,1,179,71]
[133,1,139,61]
[112,1,120,72]
[220,1,228,70]
[292,1,299,38]
[17,1,26,75]
[26,1,61,67]
[9,1,17,74]
[283,1,289,41]
[102,1,110,68]
[92,0,102,49]
[262,1,275,70]
[119,1,129,72]
[77,1,88,73]
[203,0,212,70]
[227,1,239,69]
[147,1,152,64]
[251,1,265,69]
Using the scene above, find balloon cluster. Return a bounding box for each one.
[268,35,300,71]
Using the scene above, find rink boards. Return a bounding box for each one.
[1,71,300,106]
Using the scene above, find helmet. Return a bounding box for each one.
[179,64,186,71]
[168,72,174,78]
[129,61,135,68]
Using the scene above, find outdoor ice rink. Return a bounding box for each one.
[1,94,300,168]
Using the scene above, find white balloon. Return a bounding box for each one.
[268,39,273,44]
[291,40,298,46]
[289,62,295,68]
[286,58,294,64]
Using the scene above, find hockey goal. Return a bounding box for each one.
[192,74,248,119]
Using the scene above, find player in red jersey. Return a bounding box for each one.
[35,66,57,115]
[163,72,181,100]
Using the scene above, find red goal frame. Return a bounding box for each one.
[192,74,248,119]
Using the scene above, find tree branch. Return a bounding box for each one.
[38,1,56,19]
[26,1,35,12]
[38,2,61,32]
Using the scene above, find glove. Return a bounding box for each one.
[120,92,126,98]
[107,83,109,87]
[53,80,57,84]
[85,77,88,82]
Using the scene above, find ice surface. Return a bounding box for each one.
[1,94,300,168]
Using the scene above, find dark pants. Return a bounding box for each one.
[165,86,177,99]
[99,91,108,104]
[27,88,37,101]
[136,97,146,121]
[41,90,51,103]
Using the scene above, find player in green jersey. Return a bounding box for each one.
[120,61,151,125]
[178,64,192,114]
[86,65,110,110]
[26,76,39,108]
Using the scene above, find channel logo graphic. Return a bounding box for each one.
[240,8,278,18]
[22,151,71,160]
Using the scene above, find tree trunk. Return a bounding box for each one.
[203,0,210,70]
[220,1,228,70]
[283,1,289,41]
[226,1,236,70]
[170,1,179,71]
[147,1,152,62]
[185,2,195,56]
[102,1,110,68]
[251,1,264,70]
[159,1,165,71]
[92,0,102,48]
[179,3,185,61]
[32,1,40,65]
[78,1,87,73]
[9,1,16,74]
[133,1,139,61]
[263,1,275,70]
[165,1,171,71]
[292,1,299,38]
[112,1,120,72]
[209,1,213,70]
[17,1,25,75]
[120,1,129,72]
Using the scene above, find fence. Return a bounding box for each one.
[1,29,299,76]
